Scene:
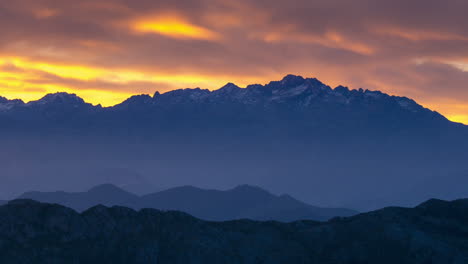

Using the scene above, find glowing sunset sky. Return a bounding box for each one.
[1,0,468,123]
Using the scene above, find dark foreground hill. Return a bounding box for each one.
[19,184,357,221]
[1,199,467,264]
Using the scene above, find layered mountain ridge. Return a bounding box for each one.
[18,183,357,221]
[0,198,467,263]
[0,75,448,121]
[0,74,467,210]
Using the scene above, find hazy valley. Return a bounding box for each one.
[1,75,467,211]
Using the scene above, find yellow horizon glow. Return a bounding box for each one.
[447,115,468,125]
[132,16,219,40]
[0,56,257,106]
[0,88,135,107]
[0,56,245,85]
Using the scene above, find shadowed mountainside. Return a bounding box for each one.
[19,184,357,221]
[0,198,467,263]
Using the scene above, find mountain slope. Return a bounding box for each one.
[19,184,357,221]
[138,184,357,221]
[1,75,467,210]
[19,184,139,212]
[0,198,467,263]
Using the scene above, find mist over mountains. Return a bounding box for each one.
[19,184,357,221]
[0,75,467,210]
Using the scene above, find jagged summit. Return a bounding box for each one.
[30,92,86,106]
[0,96,25,104]
[0,96,24,110]
[281,74,305,83]
[214,82,242,95]
[116,94,154,108]
[0,75,444,119]
[0,74,456,132]
[334,85,350,94]
[220,82,241,90]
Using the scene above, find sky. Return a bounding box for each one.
[0,0,468,123]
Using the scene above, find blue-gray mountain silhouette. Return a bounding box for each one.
[19,184,357,221]
[0,74,467,210]
[19,184,139,211]
[0,198,467,263]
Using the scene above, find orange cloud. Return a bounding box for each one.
[1,0,468,124]
[33,8,60,19]
[260,29,375,55]
[374,26,468,42]
[132,15,219,40]
[449,61,468,72]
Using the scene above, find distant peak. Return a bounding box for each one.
[280,74,305,84]
[267,74,328,91]
[416,198,449,209]
[42,92,82,100]
[220,82,241,90]
[129,94,152,100]
[118,94,154,106]
[0,97,24,110]
[33,92,86,105]
[162,87,210,95]
[157,87,211,101]
[334,85,350,93]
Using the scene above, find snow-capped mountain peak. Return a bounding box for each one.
[0,75,449,121]
[0,97,24,111]
[29,92,87,106]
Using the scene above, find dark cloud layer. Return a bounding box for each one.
[0,0,467,122]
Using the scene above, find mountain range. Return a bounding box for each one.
[1,198,467,263]
[18,184,357,221]
[0,75,456,119]
[0,74,467,210]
